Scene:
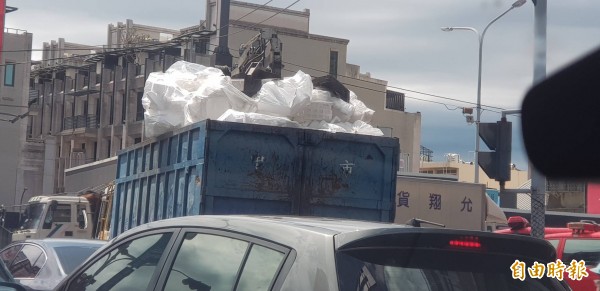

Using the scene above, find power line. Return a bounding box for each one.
[0,40,184,68]
[218,0,276,30]
[279,66,502,114]
[206,41,513,111]
[221,0,302,39]
[215,46,506,113]
[281,59,508,111]
[0,0,280,55]
[0,0,286,66]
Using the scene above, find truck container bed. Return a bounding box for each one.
[112,120,399,237]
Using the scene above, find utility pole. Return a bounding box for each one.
[530,0,547,239]
[214,0,233,68]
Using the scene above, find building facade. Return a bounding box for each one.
[419,158,529,190]
[0,28,32,208]
[27,1,422,194]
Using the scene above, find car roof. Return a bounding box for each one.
[115,215,413,248]
[13,238,106,249]
[131,215,410,235]
[116,215,554,252]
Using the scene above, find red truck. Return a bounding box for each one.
[497,216,600,291]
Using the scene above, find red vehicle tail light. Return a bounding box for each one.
[449,236,482,248]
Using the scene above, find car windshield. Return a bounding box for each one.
[53,245,103,274]
[21,204,45,230]
[336,248,568,291]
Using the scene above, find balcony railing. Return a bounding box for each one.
[63,115,99,130]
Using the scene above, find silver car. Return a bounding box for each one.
[55,215,569,291]
[0,239,105,291]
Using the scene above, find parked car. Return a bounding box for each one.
[54,215,569,291]
[0,239,105,291]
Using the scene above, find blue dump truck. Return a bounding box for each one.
[111,120,399,237]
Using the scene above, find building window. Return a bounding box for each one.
[109,94,115,125]
[329,51,338,77]
[122,92,127,123]
[195,39,208,55]
[386,90,405,111]
[4,63,15,86]
[136,92,144,121]
[93,142,98,161]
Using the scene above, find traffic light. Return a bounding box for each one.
[478,118,512,182]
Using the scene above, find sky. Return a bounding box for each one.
[5,0,600,170]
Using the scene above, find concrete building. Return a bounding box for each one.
[420,156,589,213]
[0,27,32,208]
[27,1,422,193]
[419,156,529,190]
[28,20,188,194]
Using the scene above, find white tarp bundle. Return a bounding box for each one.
[143,61,384,137]
[142,61,256,137]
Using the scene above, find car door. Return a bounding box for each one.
[153,228,294,291]
[56,228,180,291]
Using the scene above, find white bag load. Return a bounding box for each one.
[303,120,349,133]
[293,101,333,123]
[350,120,384,136]
[184,73,257,125]
[218,109,301,128]
[255,71,313,118]
[142,72,191,137]
[142,61,257,137]
[142,61,380,137]
[311,89,354,122]
[349,91,375,123]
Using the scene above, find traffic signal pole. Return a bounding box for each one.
[530,0,547,240]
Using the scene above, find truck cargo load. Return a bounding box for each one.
[112,119,399,237]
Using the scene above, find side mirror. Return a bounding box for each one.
[78,209,88,230]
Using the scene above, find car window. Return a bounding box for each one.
[547,239,560,250]
[67,232,172,291]
[163,233,249,291]
[53,245,103,274]
[0,245,22,268]
[0,260,13,283]
[237,244,286,291]
[562,239,600,266]
[9,245,46,279]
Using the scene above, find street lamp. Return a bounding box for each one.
[441,0,526,183]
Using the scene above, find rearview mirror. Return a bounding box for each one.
[521,46,600,179]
